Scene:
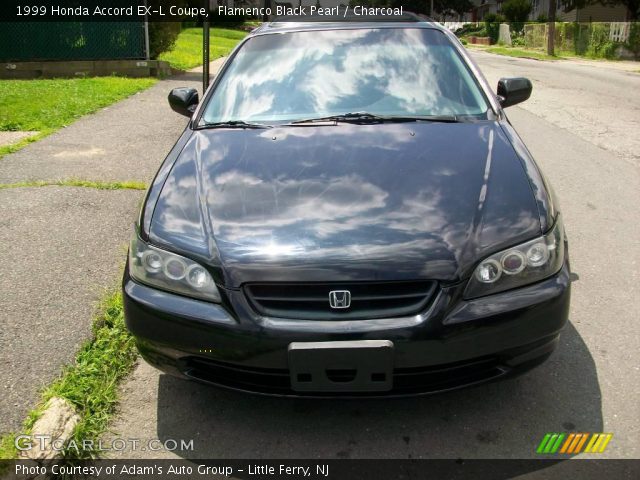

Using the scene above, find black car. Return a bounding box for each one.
[123,18,570,396]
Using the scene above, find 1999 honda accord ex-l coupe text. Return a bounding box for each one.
[123,18,571,396]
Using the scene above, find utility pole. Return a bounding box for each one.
[203,0,210,92]
[547,0,557,56]
[263,0,271,21]
[430,0,434,18]
[143,0,150,60]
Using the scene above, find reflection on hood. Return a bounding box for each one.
[150,122,541,287]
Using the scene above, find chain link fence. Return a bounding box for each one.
[524,22,632,57]
[0,22,146,62]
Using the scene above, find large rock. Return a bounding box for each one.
[23,397,80,460]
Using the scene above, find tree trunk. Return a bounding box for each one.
[547,0,556,56]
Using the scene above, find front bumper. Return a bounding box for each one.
[123,262,571,397]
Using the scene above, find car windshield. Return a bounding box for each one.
[200,28,491,126]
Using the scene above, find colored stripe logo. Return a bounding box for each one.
[536,433,613,454]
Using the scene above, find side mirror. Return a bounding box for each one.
[497,77,532,108]
[168,87,199,117]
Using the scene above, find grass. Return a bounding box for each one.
[0,434,17,459]
[470,43,629,62]
[0,77,156,132]
[484,46,562,61]
[0,179,147,191]
[0,132,47,159]
[159,27,248,71]
[0,289,137,460]
[0,77,156,159]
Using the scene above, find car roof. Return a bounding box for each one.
[249,13,445,36]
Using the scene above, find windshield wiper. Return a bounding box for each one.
[201,120,272,129]
[287,112,459,125]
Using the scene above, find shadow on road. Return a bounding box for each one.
[154,322,600,474]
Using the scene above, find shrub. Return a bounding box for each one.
[574,22,590,55]
[536,14,548,23]
[468,28,488,37]
[484,13,506,44]
[148,22,182,59]
[455,23,486,37]
[627,22,640,58]
[586,23,618,59]
[594,41,618,59]
[512,35,526,47]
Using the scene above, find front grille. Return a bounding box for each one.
[243,281,438,320]
[182,356,506,397]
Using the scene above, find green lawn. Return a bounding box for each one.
[159,27,248,71]
[0,77,156,158]
[484,46,563,61]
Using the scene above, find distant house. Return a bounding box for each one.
[470,0,504,21]
[529,0,630,21]
[468,0,630,22]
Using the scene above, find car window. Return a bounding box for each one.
[201,28,490,124]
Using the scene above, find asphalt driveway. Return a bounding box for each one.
[0,67,213,436]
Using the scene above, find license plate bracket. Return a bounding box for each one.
[288,340,394,392]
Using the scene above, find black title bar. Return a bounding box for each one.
[0,1,419,23]
[2,459,640,480]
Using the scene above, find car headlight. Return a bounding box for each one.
[128,232,221,302]
[464,216,565,299]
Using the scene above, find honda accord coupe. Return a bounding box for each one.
[123,17,571,396]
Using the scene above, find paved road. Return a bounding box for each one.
[104,53,640,463]
[470,51,640,168]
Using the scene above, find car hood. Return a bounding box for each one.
[149,122,542,287]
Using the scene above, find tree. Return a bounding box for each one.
[435,0,474,19]
[501,0,532,34]
[547,0,557,55]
